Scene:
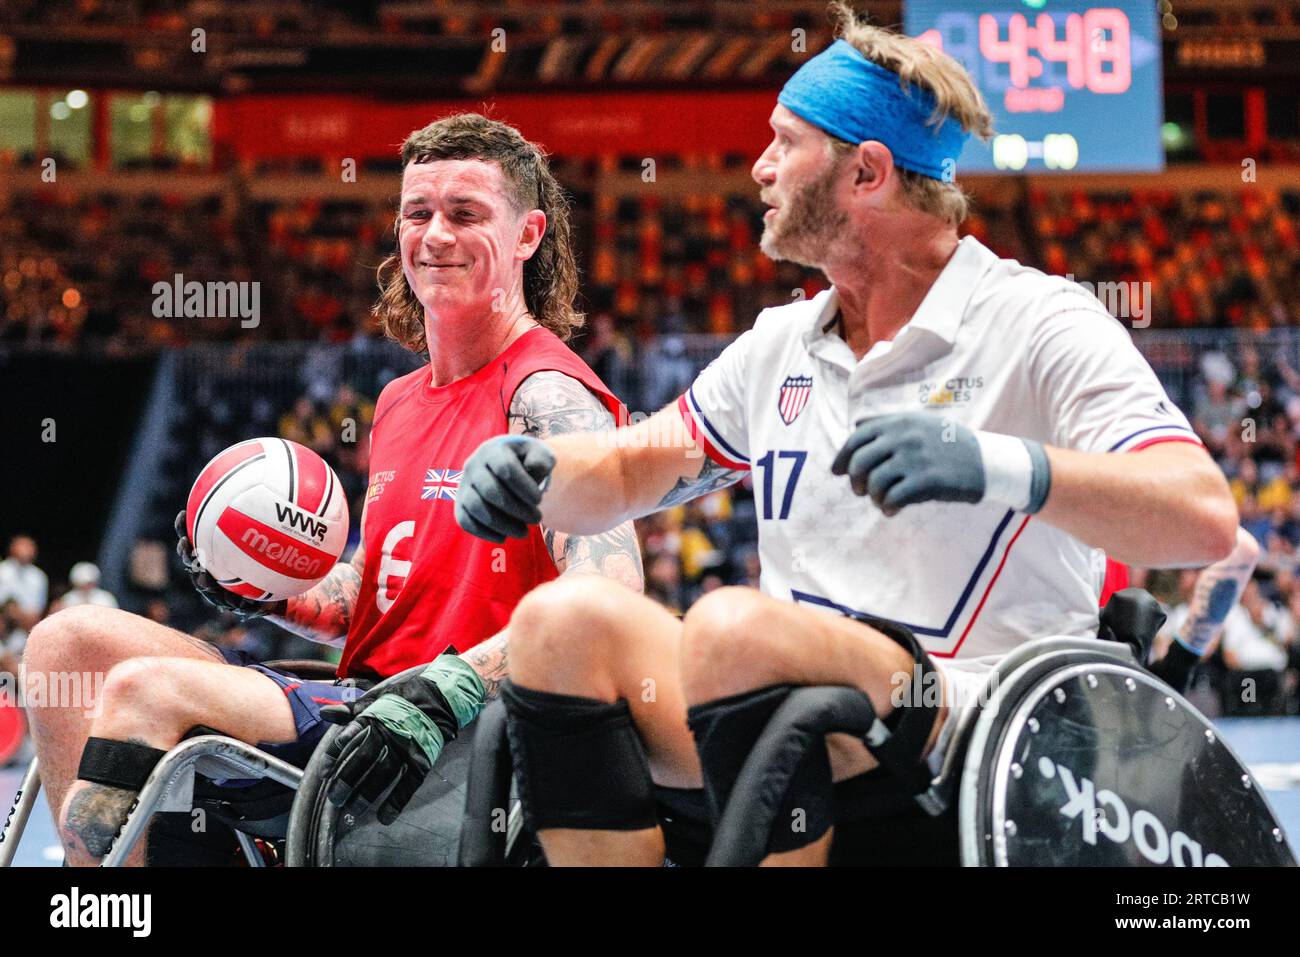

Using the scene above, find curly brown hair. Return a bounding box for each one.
[374,113,583,352]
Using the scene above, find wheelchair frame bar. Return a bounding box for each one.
[102,735,303,867]
[706,686,879,867]
[0,758,42,868]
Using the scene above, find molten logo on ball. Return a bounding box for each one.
[186,437,350,602]
[238,527,326,578]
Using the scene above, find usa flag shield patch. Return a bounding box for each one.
[777,375,813,425]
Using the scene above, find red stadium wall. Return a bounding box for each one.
[212,92,779,162]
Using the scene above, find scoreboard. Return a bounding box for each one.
[904,1,1164,173]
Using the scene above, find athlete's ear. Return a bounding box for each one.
[516,209,547,262]
[853,141,893,195]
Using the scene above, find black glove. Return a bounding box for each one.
[174,509,281,621]
[454,435,556,543]
[317,661,478,825]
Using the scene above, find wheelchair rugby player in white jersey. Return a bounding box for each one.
[450,9,1291,867]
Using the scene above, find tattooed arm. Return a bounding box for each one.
[520,394,746,536]
[264,529,365,648]
[460,371,650,698]
[508,371,644,588]
[1174,526,1261,656]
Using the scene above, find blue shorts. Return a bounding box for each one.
[217,649,367,772]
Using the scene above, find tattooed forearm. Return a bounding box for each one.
[270,546,364,647]
[656,456,745,509]
[1182,560,1255,649]
[510,370,646,590]
[460,630,509,700]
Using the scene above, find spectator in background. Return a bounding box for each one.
[51,562,118,612]
[0,535,47,660]
[644,552,684,616]
[1219,577,1292,716]
[327,383,375,437]
[581,313,636,409]
[1194,378,1244,454]
[327,383,375,501]
[1231,458,1290,514]
[279,396,335,456]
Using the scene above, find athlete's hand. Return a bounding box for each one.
[318,657,486,825]
[831,413,985,517]
[174,510,282,621]
[455,435,556,543]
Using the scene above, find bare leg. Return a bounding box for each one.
[508,581,950,867]
[59,656,296,865]
[508,576,698,866]
[679,587,950,866]
[22,606,294,865]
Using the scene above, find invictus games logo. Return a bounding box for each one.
[366,470,396,503]
[918,376,983,408]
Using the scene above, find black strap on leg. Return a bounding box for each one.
[77,737,168,791]
[847,614,943,797]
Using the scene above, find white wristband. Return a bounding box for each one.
[974,430,1034,512]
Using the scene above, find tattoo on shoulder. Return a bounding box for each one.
[656,457,745,508]
[509,370,615,439]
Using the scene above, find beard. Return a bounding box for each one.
[759,159,849,269]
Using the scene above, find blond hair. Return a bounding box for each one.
[374,113,583,352]
[826,2,994,226]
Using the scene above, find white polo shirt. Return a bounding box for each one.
[677,236,1200,674]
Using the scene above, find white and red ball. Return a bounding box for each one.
[186,438,349,602]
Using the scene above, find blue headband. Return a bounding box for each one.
[778,39,970,181]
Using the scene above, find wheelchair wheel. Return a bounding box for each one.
[287,719,481,866]
[284,673,536,867]
[958,653,1297,867]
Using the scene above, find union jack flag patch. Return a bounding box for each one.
[777,375,813,425]
[422,468,462,501]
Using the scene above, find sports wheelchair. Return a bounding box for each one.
[3,591,1295,867]
[0,658,533,867]
[289,589,1297,867]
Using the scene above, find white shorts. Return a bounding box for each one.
[926,661,994,776]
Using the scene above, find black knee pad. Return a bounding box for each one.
[77,737,167,791]
[500,681,657,832]
[686,685,834,854]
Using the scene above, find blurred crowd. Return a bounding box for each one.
[1033,188,1300,329]
[1128,342,1300,717]
[4,180,1298,347]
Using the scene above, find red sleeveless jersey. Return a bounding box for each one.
[338,327,621,681]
